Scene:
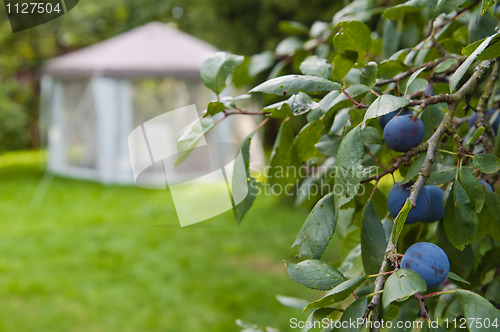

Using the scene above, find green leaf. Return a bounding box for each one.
[315,134,341,157]
[264,92,318,118]
[361,201,388,274]
[276,294,309,310]
[473,153,500,173]
[291,119,324,162]
[426,168,457,185]
[383,0,437,21]
[206,101,227,116]
[275,295,309,310]
[303,308,341,332]
[232,132,260,223]
[361,126,384,145]
[333,20,372,56]
[336,297,368,332]
[310,21,331,38]
[443,180,478,250]
[435,0,467,16]
[292,192,336,259]
[437,222,475,279]
[382,19,400,59]
[450,34,497,92]
[279,21,309,35]
[332,51,357,79]
[469,8,497,44]
[176,117,215,165]
[435,58,458,73]
[248,51,275,77]
[462,34,500,61]
[422,104,445,141]
[220,94,252,110]
[455,290,500,332]
[250,75,341,96]
[402,154,426,184]
[305,276,366,310]
[285,259,346,290]
[275,36,303,56]
[382,269,427,308]
[458,167,485,213]
[299,56,333,79]
[334,126,366,210]
[200,52,244,95]
[481,0,496,15]
[447,271,470,285]
[378,59,409,79]
[405,67,426,96]
[467,126,485,145]
[268,120,296,187]
[391,198,411,247]
[362,95,409,128]
[360,61,378,87]
[478,191,500,241]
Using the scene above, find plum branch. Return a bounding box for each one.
[409,60,493,207]
[375,57,452,87]
[365,60,493,331]
[474,59,499,153]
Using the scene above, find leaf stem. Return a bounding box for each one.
[341,88,369,109]
[422,289,456,299]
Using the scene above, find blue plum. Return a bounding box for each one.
[468,109,500,134]
[388,182,430,224]
[401,242,450,288]
[378,108,412,129]
[422,185,445,223]
[479,179,494,192]
[383,115,425,152]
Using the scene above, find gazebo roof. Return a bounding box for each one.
[44,22,217,78]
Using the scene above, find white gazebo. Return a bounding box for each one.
[40,22,245,185]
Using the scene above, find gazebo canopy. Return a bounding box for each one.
[44,22,217,78]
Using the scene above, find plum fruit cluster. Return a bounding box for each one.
[388,183,446,224]
[401,242,450,288]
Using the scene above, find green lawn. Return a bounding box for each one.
[0,151,314,332]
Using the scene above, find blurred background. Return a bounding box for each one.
[0,1,346,331]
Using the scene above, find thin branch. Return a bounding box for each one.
[341,88,369,108]
[361,146,424,184]
[409,60,492,207]
[253,117,270,133]
[376,57,449,87]
[474,60,499,153]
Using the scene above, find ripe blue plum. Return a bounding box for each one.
[378,108,412,129]
[388,182,430,224]
[422,185,445,223]
[468,109,500,134]
[401,242,450,288]
[479,179,493,192]
[383,115,425,152]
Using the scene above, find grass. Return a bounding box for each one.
[0,151,314,332]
